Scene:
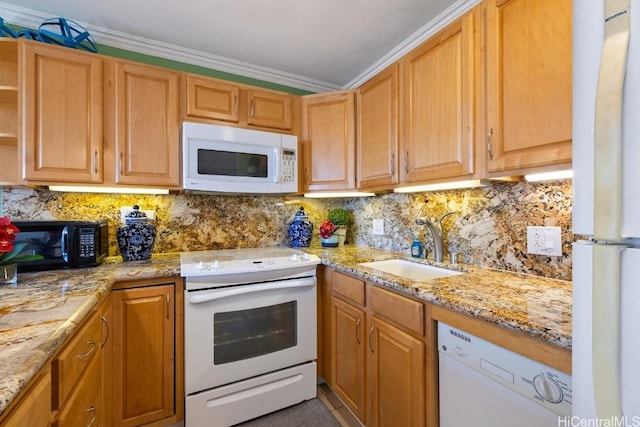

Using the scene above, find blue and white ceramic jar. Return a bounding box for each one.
[117,205,156,261]
[288,207,313,248]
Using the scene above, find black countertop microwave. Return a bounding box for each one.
[12,220,109,272]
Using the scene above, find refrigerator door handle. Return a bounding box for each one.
[593,0,630,241]
[592,244,627,418]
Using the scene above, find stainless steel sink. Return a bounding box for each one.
[359,259,464,281]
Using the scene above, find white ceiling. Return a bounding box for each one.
[0,0,478,92]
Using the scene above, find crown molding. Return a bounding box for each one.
[0,0,480,93]
[344,0,482,88]
[0,1,342,93]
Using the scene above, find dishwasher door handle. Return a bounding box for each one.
[187,279,315,304]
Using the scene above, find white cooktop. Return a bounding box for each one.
[180,247,320,278]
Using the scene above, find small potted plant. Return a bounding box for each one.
[319,220,339,247]
[328,208,351,246]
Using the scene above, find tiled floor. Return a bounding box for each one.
[317,383,363,427]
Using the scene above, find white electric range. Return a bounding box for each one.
[180,247,321,427]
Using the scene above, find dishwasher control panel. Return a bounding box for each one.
[437,322,572,416]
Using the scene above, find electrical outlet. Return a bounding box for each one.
[120,206,156,223]
[372,219,384,235]
[526,226,562,256]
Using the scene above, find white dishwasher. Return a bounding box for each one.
[438,322,572,427]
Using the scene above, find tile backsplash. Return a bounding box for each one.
[1,179,573,280]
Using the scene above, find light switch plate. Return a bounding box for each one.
[120,206,156,223]
[372,219,384,235]
[526,226,562,256]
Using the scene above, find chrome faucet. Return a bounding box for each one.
[415,211,458,262]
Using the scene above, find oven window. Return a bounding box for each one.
[198,149,268,177]
[213,301,297,365]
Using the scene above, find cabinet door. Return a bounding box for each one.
[185,74,240,122]
[301,91,356,191]
[357,63,400,190]
[112,284,175,427]
[110,61,180,187]
[331,296,366,423]
[21,42,102,183]
[403,12,476,183]
[99,296,113,427]
[486,0,572,173]
[2,368,51,427]
[247,89,292,130]
[367,317,425,427]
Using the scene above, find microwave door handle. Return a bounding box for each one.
[187,279,314,304]
[61,226,70,262]
[273,147,282,183]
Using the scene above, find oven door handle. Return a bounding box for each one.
[187,279,315,304]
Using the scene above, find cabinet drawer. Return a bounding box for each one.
[53,354,101,427]
[332,272,365,306]
[370,286,424,336]
[52,310,101,409]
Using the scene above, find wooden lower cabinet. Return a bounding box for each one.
[111,278,183,427]
[328,271,427,426]
[331,296,367,422]
[367,317,425,427]
[1,367,52,427]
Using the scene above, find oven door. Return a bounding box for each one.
[184,276,317,394]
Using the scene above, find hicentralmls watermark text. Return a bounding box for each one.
[558,416,640,427]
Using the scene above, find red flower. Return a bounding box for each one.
[0,217,19,254]
[319,220,336,239]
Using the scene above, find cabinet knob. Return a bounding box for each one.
[86,406,96,427]
[487,128,494,160]
[93,150,98,174]
[368,326,375,353]
[100,316,110,348]
[76,339,96,360]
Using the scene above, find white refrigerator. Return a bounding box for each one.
[573,0,640,422]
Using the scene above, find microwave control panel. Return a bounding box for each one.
[78,227,96,258]
[282,149,296,183]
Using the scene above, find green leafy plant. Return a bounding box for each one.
[328,208,350,226]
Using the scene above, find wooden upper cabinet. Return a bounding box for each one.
[185,74,294,131]
[21,41,103,183]
[0,40,19,185]
[357,63,400,190]
[486,0,572,173]
[402,11,476,184]
[186,74,239,122]
[247,89,292,130]
[105,60,181,187]
[301,90,356,192]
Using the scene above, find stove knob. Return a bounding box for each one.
[212,260,220,269]
[302,253,310,261]
[195,261,206,270]
[290,254,300,261]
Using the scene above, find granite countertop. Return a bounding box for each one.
[306,246,572,351]
[0,246,572,418]
[0,253,181,418]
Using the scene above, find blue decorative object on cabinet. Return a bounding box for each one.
[288,207,313,248]
[117,205,156,261]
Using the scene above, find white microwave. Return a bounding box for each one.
[182,122,298,194]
